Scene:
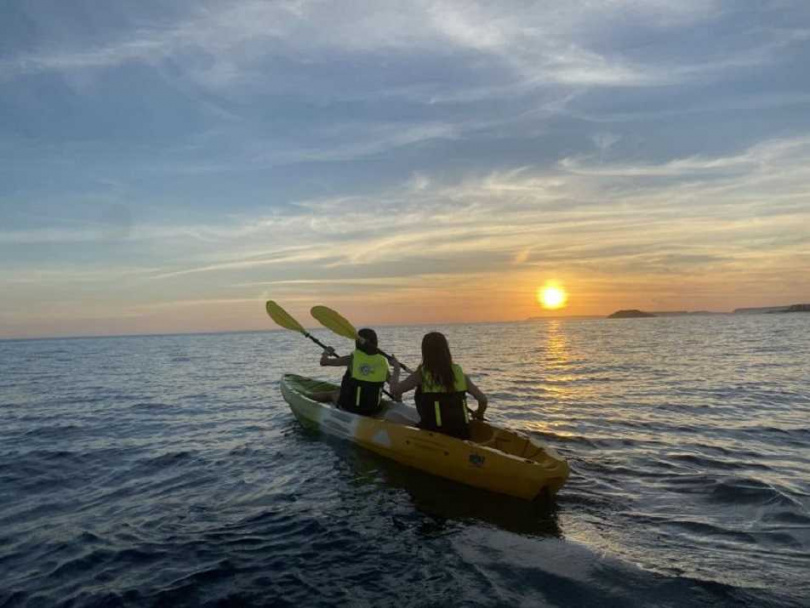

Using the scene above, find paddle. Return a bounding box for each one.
[266,300,338,354]
[266,300,401,403]
[310,305,413,373]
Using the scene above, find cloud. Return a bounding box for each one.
[0,266,158,285]
[3,0,797,93]
[5,134,807,279]
[561,91,810,125]
[593,132,621,153]
[80,134,801,290]
[248,121,460,164]
[151,247,339,280]
[560,136,810,178]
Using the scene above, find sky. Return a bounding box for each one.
[2,1,810,339]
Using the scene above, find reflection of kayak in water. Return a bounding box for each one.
[342,444,564,538]
[280,374,570,501]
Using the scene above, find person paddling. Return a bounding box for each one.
[313,328,390,416]
[389,332,488,439]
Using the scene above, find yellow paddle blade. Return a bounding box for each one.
[265,300,305,334]
[311,305,359,341]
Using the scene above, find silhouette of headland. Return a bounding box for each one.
[608,309,655,319]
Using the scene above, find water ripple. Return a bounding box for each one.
[1,318,809,606]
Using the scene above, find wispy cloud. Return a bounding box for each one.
[248,121,460,164]
[3,0,797,92]
[87,135,805,292]
[5,135,808,276]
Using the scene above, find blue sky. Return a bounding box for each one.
[2,1,810,338]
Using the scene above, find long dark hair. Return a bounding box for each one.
[356,328,379,355]
[421,332,456,393]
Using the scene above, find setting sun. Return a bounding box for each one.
[537,283,568,310]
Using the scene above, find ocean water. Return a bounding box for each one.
[1,315,809,607]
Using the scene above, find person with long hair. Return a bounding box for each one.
[313,328,390,416]
[389,332,488,439]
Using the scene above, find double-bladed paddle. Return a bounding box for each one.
[310,305,413,374]
[266,300,337,354]
[266,300,401,402]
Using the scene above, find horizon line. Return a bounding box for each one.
[4,302,807,342]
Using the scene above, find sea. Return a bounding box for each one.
[1,315,808,607]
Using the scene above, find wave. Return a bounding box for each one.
[668,452,773,472]
[23,424,84,439]
[708,478,805,509]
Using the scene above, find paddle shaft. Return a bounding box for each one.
[309,305,413,374]
[301,331,333,353]
[375,347,412,375]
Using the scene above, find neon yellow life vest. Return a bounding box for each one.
[417,363,469,436]
[421,364,467,393]
[351,350,389,383]
[338,349,389,415]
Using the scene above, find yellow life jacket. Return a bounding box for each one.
[416,363,470,439]
[421,364,467,393]
[338,349,389,414]
[351,349,389,384]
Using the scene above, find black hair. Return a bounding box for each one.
[356,328,379,355]
[421,332,456,393]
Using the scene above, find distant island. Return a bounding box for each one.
[608,309,655,319]
[734,304,810,314]
[607,309,728,318]
[779,304,810,313]
[645,310,725,316]
[607,303,810,318]
[526,315,603,321]
[526,303,810,321]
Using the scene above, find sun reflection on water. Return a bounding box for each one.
[546,321,569,368]
[532,320,605,406]
[541,320,577,401]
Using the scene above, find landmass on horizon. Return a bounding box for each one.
[529,303,810,321]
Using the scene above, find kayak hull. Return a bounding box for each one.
[281,374,569,501]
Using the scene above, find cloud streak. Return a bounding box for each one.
[45,134,795,300]
[5,135,807,272]
[4,0,800,93]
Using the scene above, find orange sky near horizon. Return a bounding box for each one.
[4,261,807,340]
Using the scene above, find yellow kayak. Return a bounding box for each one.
[280,374,570,501]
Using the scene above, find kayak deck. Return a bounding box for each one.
[281,374,569,501]
[282,374,420,425]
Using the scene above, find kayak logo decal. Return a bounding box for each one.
[371,429,391,448]
[469,453,485,467]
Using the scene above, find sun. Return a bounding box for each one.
[537,283,568,310]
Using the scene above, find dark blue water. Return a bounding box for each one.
[1,316,809,607]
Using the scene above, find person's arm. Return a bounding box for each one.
[389,359,420,398]
[466,376,488,420]
[320,349,352,367]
